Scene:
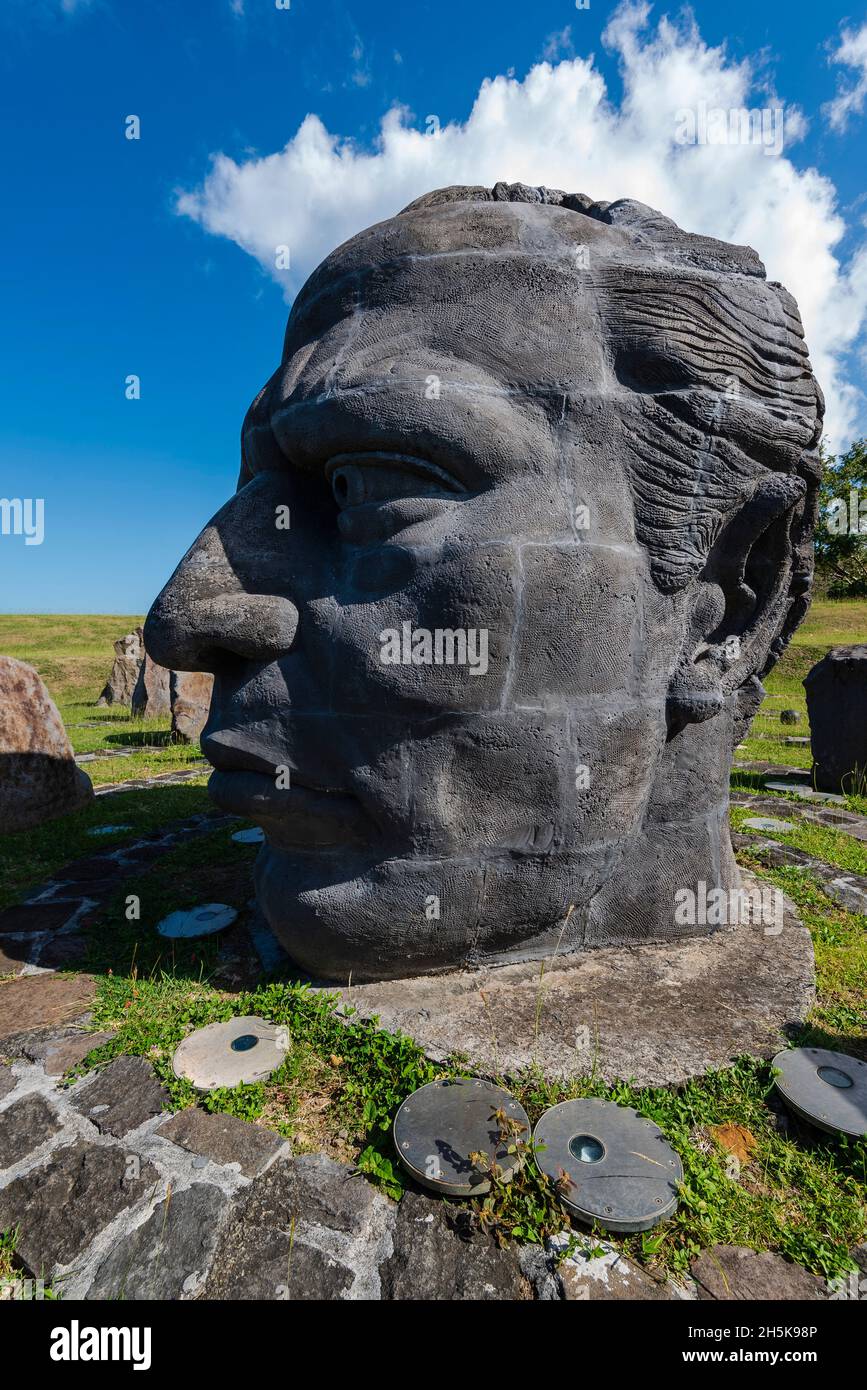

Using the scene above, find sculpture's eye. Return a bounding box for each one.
[326,453,464,509]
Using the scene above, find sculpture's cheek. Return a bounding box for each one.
[330,542,519,715]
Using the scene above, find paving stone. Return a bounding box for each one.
[0,1140,159,1274]
[0,902,80,937]
[764,779,845,804]
[0,941,28,975]
[201,1153,395,1300]
[0,1064,16,1099]
[323,869,814,1085]
[156,1107,285,1177]
[211,925,263,992]
[742,816,796,833]
[732,836,867,916]
[690,1245,826,1300]
[37,934,89,969]
[121,844,172,865]
[0,973,96,1045]
[20,1028,117,1076]
[0,1094,63,1168]
[71,1056,170,1136]
[380,1190,531,1301]
[825,877,867,915]
[56,856,130,883]
[552,1234,680,1300]
[85,1183,229,1300]
[518,1243,563,1300]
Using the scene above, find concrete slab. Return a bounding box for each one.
[319,872,815,1087]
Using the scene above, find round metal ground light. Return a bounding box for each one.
[534,1098,682,1233]
[172,1015,287,1090]
[393,1078,530,1197]
[773,1047,867,1138]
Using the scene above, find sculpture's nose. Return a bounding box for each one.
[144,525,299,673]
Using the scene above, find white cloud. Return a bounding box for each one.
[824,22,867,132]
[541,26,574,62]
[176,0,867,451]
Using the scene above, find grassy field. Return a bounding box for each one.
[738,598,867,777]
[0,613,206,786]
[1,602,866,1283]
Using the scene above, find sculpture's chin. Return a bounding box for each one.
[253,841,620,983]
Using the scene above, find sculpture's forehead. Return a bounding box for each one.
[293,201,636,316]
[286,199,784,378]
[275,199,818,467]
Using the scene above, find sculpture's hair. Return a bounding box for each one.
[401,184,824,683]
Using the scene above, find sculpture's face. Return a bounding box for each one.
[146,198,819,979]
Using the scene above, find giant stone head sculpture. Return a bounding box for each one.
[145,183,823,981]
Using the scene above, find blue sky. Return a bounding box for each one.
[1,0,866,613]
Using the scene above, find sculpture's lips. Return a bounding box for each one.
[204,732,371,847]
[208,769,370,848]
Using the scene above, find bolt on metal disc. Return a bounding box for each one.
[157,902,238,939]
[172,1015,288,1090]
[533,1098,682,1233]
[393,1078,530,1197]
[773,1047,867,1138]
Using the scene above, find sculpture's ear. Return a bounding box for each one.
[666,472,809,735]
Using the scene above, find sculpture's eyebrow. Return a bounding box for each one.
[602,268,816,409]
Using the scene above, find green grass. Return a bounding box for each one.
[72,961,866,1280]
[730,802,867,877]
[2,602,866,1283]
[737,598,867,775]
[0,613,205,784]
[0,781,211,910]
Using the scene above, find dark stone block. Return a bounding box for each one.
[156,1108,285,1177]
[200,1153,394,1300]
[37,934,90,969]
[57,857,128,883]
[20,1028,116,1076]
[805,646,867,794]
[0,1094,62,1167]
[71,1055,169,1137]
[85,1183,228,1300]
[0,1065,16,1099]
[0,903,80,937]
[0,940,28,975]
[381,1190,530,1300]
[0,1141,159,1274]
[0,974,96,1046]
[691,1245,826,1300]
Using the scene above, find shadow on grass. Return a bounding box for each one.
[102,730,198,749]
[0,780,213,911]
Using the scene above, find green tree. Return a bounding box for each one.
[815,438,867,597]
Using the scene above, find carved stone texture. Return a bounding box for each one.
[145,182,824,981]
[170,669,214,743]
[804,645,867,794]
[0,656,93,831]
[97,626,144,706]
[131,651,171,718]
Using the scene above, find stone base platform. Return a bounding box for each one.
[321,873,815,1087]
